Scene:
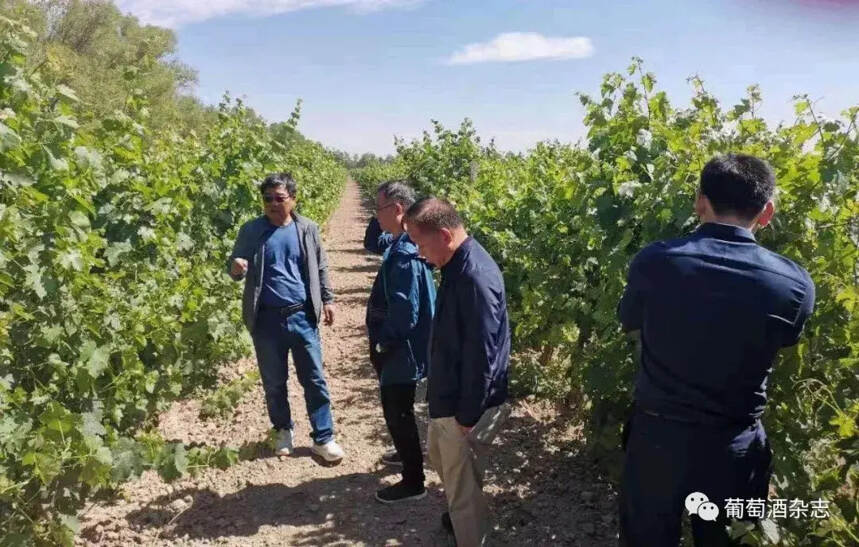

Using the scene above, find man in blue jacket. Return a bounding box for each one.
[367,181,436,504]
[228,172,344,463]
[365,213,426,468]
[405,197,510,547]
[618,154,815,545]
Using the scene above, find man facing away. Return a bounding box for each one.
[228,172,345,463]
[405,197,511,547]
[618,154,815,546]
[366,181,436,504]
[364,213,394,256]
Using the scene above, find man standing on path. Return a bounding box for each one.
[405,197,511,547]
[617,154,815,545]
[365,209,430,468]
[366,181,436,504]
[228,172,345,463]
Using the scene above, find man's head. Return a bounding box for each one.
[375,180,416,235]
[260,172,297,225]
[404,197,467,267]
[695,154,776,229]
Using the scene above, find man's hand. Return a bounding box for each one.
[231,258,248,277]
[323,303,336,326]
[457,423,474,436]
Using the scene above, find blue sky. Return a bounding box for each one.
[116,0,859,155]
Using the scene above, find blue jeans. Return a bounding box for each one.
[252,308,334,444]
[619,410,772,546]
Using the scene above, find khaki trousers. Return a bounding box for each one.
[428,404,510,547]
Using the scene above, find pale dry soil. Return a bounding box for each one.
[77,181,618,546]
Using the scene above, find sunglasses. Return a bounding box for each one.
[263,194,291,203]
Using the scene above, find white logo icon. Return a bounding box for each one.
[685,492,709,515]
[685,492,720,522]
[698,502,720,522]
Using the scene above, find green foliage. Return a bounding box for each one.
[0,0,215,134]
[361,59,858,545]
[0,16,345,544]
[352,156,408,196]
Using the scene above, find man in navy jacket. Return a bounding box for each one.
[618,154,815,546]
[405,197,510,547]
[363,215,394,256]
[367,182,436,504]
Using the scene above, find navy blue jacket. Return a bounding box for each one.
[428,237,510,427]
[366,233,436,386]
[363,216,394,255]
[619,222,815,425]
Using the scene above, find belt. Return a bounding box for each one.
[261,302,306,317]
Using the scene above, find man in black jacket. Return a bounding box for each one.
[618,154,815,545]
[404,197,510,547]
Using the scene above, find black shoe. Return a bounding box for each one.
[375,481,426,504]
[441,511,453,533]
[381,448,403,467]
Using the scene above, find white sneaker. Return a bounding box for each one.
[275,429,294,456]
[311,439,345,462]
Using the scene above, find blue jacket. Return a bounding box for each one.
[428,237,510,427]
[228,214,333,333]
[619,222,815,425]
[366,232,436,386]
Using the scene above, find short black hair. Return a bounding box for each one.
[405,197,463,232]
[699,154,775,221]
[259,172,297,197]
[377,180,416,209]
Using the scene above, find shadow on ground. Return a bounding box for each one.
[105,405,618,546]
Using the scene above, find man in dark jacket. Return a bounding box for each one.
[618,154,815,545]
[364,215,394,256]
[367,181,436,504]
[228,172,344,463]
[405,197,510,547]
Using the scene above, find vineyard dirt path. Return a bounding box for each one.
[78,180,619,546]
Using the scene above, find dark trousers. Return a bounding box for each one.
[252,308,334,444]
[619,410,772,547]
[381,383,425,487]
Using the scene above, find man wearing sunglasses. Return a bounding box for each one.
[228,172,344,463]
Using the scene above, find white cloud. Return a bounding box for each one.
[116,0,422,28]
[447,32,594,65]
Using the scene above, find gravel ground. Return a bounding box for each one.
[76,181,619,546]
